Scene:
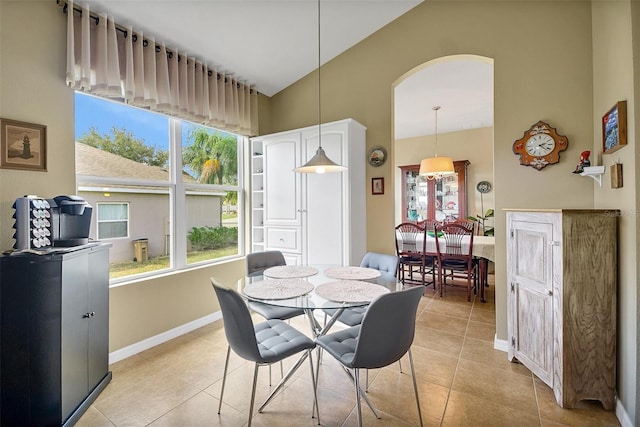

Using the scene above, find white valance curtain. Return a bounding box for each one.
[64,0,259,136]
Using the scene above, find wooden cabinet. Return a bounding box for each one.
[506,209,617,410]
[250,118,366,265]
[0,243,112,426]
[399,160,469,223]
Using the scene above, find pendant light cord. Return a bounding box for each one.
[317,0,322,149]
[433,105,440,157]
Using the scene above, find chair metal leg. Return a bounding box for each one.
[354,368,363,427]
[408,349,424,427]
[258,350,309,412]
[247,363,259,427]
[217,345,231,414]
[307,349,321,424]
[339,365,380,418]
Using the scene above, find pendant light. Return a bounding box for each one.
[419,106,454,179]
[294,0,347,174]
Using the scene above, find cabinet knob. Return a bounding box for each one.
[83,311,96,318]
[545,289,553,296]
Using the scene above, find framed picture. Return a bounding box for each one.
[1,118,47,171]
[602,100,627,155]
[372,177,384,195]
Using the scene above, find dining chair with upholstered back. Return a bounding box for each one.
[246,250,286,276]
[316,286,425,427]
[360,252,399,280]
[245,251,304,321]
[435,222,476,301]
[211,278,319,426]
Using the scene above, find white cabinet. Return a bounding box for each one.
[250,118,366,265]
[506,209,617,410]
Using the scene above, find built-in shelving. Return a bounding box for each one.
[251,141,265,252]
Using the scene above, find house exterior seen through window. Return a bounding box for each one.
[75,92,243,281]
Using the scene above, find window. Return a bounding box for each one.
[97,202,129,239]
[75,92,243,281]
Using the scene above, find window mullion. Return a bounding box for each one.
[170,118,187,268]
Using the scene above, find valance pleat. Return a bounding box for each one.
[64,0,259,136]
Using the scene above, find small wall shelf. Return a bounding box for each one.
[580,166,605,186]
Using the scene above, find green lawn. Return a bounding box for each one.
[109,246,238,279]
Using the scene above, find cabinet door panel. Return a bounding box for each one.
[88,246,110,391]
[264,137,301,226]
[61,253,90,420]
[302,129,345,265]
[513,282,553,385]
[508,219,554,386]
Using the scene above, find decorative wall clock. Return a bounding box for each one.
[512,121,569,170]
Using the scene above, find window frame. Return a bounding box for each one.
[75,93,245,285]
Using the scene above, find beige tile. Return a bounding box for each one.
[424,298,473,319]
[470,307,496,324]
[413,324,465,357]
[93,371,200,426]
[460,336,532,376]
[465,320,495,342]
[452,359,538,415]
[442,390,541,427]
[409,346,459,389]
[75,406,115,427]
[147,391,247,426]
[417,310,469,337]
[365,367,449,425]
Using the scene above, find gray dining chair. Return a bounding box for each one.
[322,252,399,327]
[211,278,320,427]
[316,285,424,427]
[246,251,305,321]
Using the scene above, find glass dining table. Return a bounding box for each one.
[237,264,402,337]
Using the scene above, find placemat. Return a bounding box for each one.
[243,279,314,300]
[314,280,390,303]
[263,265,319,279]
[324,266,381,280]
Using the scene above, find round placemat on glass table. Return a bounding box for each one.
[315,280,390,303]
[323,266,381,281]
[243,279,314,300]
[263,265,319,279]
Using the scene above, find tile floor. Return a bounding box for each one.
[77,277,620,426]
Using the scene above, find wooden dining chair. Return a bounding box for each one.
[434,222,476,301]
[395,223,435,288]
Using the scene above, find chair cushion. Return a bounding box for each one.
[315,325,360,368]
[255,319,315,363]
[248,301,305,321]
[322,307,366,327]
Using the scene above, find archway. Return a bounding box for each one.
[392,54,495,229]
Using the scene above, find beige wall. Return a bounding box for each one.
[394,127,494,225]
[592,0,637,421]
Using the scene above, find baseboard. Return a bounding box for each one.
[109,311,223,364]
[615,397,633,427]
[493,334,509,352]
